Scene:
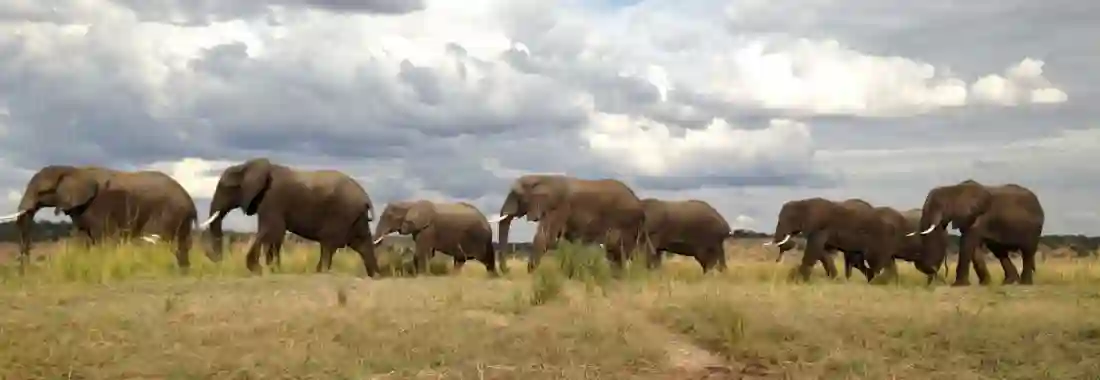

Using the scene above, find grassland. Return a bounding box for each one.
[2,239,1100,379]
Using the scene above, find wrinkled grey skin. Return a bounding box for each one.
[640,198,730,273]
[373,200,505,276]
[911,179,1044,286]
[494,174,645,274]
[0,165,206,274]
[201,158,380,277]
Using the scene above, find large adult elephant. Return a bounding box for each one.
[199,158,380,277]
[766,197,911,282]
[765,198,875,280]
[907,179,1044,286]
[639,198,731,273]
[490,174,645,273]
[0,165,206,272]
[373,200,505,276]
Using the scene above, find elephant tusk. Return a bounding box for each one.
[373,232,393,245]
[141,234,161,244]
[911,224,936,236]
[198,211,223,229]
[487,214,509,223]
[763,234,790,247]
[0,210,26,222]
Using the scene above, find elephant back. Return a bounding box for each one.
[434,202,491,229]
[664,199,730,236]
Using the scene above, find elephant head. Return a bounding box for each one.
[765,198,831,261]
[491,174,570,251]
[909,180,988,275]
[371,201,427,244]
[200,158,276,260]
[0,166,105,260]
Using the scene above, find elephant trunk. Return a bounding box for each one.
[497,216,514,256]
[768,220,796,262]
[204,210,228,261]
[15,209,37,274]
[373,218,395,244]
[495,188,525,256]
[916,227,949,276]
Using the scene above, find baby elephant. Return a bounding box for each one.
[373,200,505,276]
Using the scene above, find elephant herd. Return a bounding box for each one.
[0,158,1046,287]
[768,180,1045,286]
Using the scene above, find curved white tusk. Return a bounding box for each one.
[917,224,936,235]
[763,234,790,246]
[372,236,385,245]
[0,210,26,222]
[487,214,509,223]
[141,234,161,244]
[198,211,223,229]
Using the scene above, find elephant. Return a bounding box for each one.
[199,158,381,277]
[766,197,912,282]
[765,198,877,280]
[490,174,645,273]
[372,200,504,276]
[908,179,1044,286]
[772,236,870,280]
[845,208,956,282]
[639,198,731,273]
[0,165,207,273]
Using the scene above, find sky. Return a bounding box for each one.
[0,0,1095,241]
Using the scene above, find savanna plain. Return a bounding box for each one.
[2,238,1100,380]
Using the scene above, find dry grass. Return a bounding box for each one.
[2,238,1100,379]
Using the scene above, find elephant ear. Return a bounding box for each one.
[800,199,833,231]
[499,187,525,216]
[406,201,436,231]
[529,176,568,217]
[56,170,98,211]
[947,181,992,228]
[240,158,273,213]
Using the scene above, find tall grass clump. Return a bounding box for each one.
[554,240,614,288]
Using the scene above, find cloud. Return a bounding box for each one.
[971,58,1069,106]
[0,0,1092,240]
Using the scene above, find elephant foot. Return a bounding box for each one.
[1020,275,1035,285]
[950,279,971,287]
[1002,276,1020,285]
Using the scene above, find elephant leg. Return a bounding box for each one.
[800,234,829,281]
[815,249,838,279]
[411,241,433,276]
[174,229,192,274]
[843,251,854,279]
[986,243,1020,285]
[453,256,467,272]
[970,248,992,285]
[529,224,552,273]
[952,232,983,287]
[244,236,266,275]
[272,239,284,269]
[348,237,381,278]
[1020,242,1038,285]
